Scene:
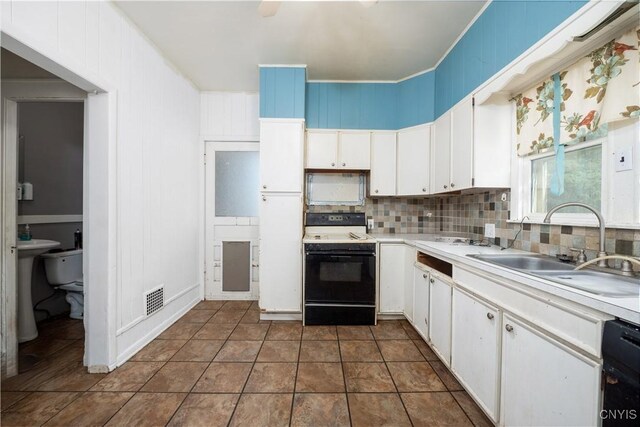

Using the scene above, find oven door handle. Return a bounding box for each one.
[305,251,376,257]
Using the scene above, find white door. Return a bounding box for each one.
[378,244,405,314]
[1,99,19,377]
[412,265,430,341]
[500,314,601,427]
[397,126,430,196]
[259,193,303,312]
[451,288,500,422]
[306,131,338,169]
[339,131,370,169]
[450,98,474,190]
[432,111,451,194]
[260,120,304,192]
[429,273,452,365]
[205,142,260,300]
[370,132,396,196]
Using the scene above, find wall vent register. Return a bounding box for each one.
[145,286,164,316]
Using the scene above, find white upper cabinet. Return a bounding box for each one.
[473,95,511,188]
[450,98,474,190]
[339,132,371,169]
[260,120,304,192]
[432,112,451,193]
[305,130,371,170]
[306,131,339,169]
[397,125,430,196]
[370,132,397,196]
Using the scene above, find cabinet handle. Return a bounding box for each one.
[342,162,346,167]
[444,185,448,189]
[424,317,428,326]
[486,313,494,320]
[505,324,514,332]
[451,183,455,188]
[374,189,378,193]
[262,185,267,189]
[331,162,335,167]
[422,187,427,192]
[429,278,434,283]
[423,274,428,279]
[262,196,267,202]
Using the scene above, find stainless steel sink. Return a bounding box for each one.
[467,254,575,271]
[529,270,640,298]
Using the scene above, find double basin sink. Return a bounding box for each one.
[467,254,639,298]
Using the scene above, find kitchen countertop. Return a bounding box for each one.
[370,233,640,324]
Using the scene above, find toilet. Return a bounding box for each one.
[41,249,84,319]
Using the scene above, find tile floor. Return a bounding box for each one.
[1,301,493,426]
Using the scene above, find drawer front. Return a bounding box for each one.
[454,266,606,358]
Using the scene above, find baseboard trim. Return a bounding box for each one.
[260,312,302,321]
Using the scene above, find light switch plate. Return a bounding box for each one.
[367,218,374,230]
[615,147,633,172]
[485,223,496,238]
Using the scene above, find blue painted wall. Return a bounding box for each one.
[259,67,306,119]
[434,0,587,117]
[397,71,435,129]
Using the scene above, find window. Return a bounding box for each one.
[531,144,602,214]
[215,151,259,217]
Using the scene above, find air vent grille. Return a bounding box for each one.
[145,286,164,316]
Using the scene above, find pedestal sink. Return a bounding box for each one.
[17,239,60,342]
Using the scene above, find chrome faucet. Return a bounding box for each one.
[543,202,608,268]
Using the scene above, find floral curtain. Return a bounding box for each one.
[515,26,640,157]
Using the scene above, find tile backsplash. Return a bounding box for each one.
[306,189,640,259]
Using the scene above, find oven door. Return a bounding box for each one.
[305,251,376,305]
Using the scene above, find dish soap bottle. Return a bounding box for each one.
[19,224,32,241]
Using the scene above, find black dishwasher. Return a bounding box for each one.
[602,319,640,426]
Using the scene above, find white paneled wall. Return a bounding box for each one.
[201,92,260,140]
[1,1,200,368]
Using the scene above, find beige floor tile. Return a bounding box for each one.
[37,360,106,391]
[299,340,340,362]
[291,393,350,427]
[170,339,224,362]
[452,391,494,427]
[431,360,464,391]
[377,340,425,361]
[348,393,411,427]
[220,301,252,311]
[43,391,133,426]
[0,391,81,426]
[339,340,383,362]
[296,363,344,392]
[401,392,473,426]
[337,326,374,340]
[256,341,300,362]
[302,326,338,340]
[168,393,239,427]
[157,322,203,340]
[239,310,261,324]
[208,310,245,324]
[370,322,410,340]
[214,340,262,362]
[131,339,187,362]
[244,363,297,393]
[193,300,225,310]
[266,323,303,340]
[228,323,269,341]
[0,391,30,411]
[229,394,292,427]
[192,323,235,340]
[180,309,216,323]
[413,339,439,361]
[105,392,186,427]
[90,361,164,392]
[192,362,252,393]
[141,362,208,392]
[387,362,447,392]
[343,362,396,392]
[19,338,77,359]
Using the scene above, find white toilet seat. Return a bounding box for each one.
[56,280,83,293]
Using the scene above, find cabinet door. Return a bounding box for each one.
[429,274,452,365]
[370,132,396,196]
[450,98,473,190]
[259,193,303,312]
[378,244,405,314]
[432,111,451,194]
[500,314,601,427]
[306,131,338,169]
[451,288,500,422]
[260,121,304,192]
[397,126,430,196]
[403,247,416,322]
[412,266,430,340]
[339,132,370,169]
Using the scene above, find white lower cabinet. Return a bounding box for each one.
[378,244,405,314]
[500,314,601,427]
[451,288,500,422]
[412,265,430,340]
[429,273,452,366]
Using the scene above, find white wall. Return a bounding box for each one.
[1,1,200,369]
[201,91,259,140]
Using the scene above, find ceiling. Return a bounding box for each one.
[115,0,486,91]
[1,48,59,79]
